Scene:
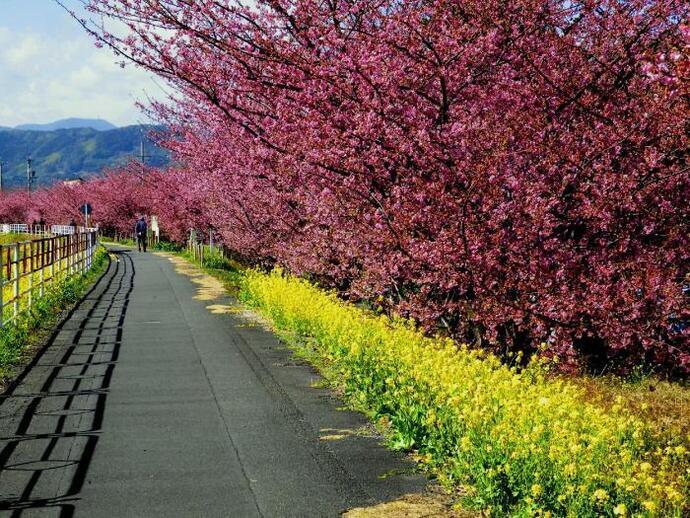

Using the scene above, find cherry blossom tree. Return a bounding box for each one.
[42,0,690,373]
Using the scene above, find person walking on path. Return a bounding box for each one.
[135,216,148,252]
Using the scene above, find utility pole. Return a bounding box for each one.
[0,159,4,192]
[26,156,35,193]
[139,128,150,176]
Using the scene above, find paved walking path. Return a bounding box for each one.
[0,249,425,517]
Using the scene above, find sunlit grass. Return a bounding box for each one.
[0,233,37,245]
[574,375,690,442]
[1,257,83,325]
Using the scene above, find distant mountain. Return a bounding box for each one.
[15,118,118,132]
[0,125,169,188]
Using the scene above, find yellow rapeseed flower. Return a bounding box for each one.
[592,489,609,502]
[239,268,690,517]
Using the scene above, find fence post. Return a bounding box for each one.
[69,234,74,275]
[50,238,55,281]
[79,233,84,275]
[63,235,67,278]
[12,244,19,321]
[60,236,64,276]
[83,233,87,273]
[39,239,45,297]
[28,241,33,308]
[39,247,45,299]
[0,244,4,328]
[58,236,63,279]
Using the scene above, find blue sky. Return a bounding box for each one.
[0,0,166,127]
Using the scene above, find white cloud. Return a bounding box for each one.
[0,26,169,127]
[6,34,42,66]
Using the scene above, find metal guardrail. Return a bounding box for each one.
[50,225,96,235]
[1,224,29,234]
[0,231,100,327]
[0,224,98,236]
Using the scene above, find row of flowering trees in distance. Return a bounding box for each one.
[8,0,689,374]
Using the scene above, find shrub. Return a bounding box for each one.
[152,240,183,252]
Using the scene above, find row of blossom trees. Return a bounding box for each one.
[0,170,150,235]
[10,0,689,374]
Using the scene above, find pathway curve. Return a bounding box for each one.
[0,248,425,517]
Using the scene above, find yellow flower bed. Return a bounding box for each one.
[240,269,689,517]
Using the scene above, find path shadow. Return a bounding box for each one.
[0,251,134,517]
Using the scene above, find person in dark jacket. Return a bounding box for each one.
[135,216,148,252]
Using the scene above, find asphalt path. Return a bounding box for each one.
[0,248,425,517]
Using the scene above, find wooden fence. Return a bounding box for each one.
[187,229,223,266]
[0,231,100,327]
[187,238,206,265]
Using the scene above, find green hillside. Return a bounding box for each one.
[0,126,169,188]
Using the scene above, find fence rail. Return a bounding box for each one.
[0,231,100,327]
[49,225,96,235]
[1,224,29,234]
[0,224,97,236]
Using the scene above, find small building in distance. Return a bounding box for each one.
[63,177,85,187]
